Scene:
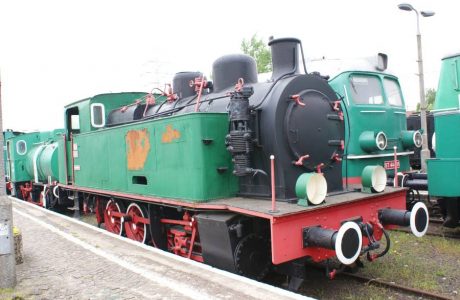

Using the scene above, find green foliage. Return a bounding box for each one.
[241,34,272,73]
[416,88,436,111]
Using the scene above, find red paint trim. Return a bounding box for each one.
[161,219,192,227]
[290,94,306,106]
[58,184,275,219]
[295,154,310,166]
[133,215,150,225]
[59,184,408,266]
[316,163,324,173]
[187,225,198,259]
[393,147,398,187]
[343,176,362,185]
[333,100,342,111]
[111,211,126,218]
[194,76,206,112]
[270,190,407,265]
[270,156,276,212]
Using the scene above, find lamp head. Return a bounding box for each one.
[398,3,414,11]
[421,11,435,17]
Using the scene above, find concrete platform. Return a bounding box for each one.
[6,197,313,300]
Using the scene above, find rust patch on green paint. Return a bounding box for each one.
[126,129,151,170]
[161,125,181,143]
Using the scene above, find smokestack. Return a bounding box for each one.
[268,37,301,80]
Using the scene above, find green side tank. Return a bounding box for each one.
[5,130,64,184]
[427,53,460,197]
[25,142,60,182]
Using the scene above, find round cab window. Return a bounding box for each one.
[16,140,27,155]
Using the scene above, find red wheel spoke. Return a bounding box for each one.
[103,200,123,236]
[124,203,150,244]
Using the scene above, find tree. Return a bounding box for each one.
[241,34,272,73]
[416,88,436,111]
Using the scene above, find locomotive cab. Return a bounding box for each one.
[59,92,148,184]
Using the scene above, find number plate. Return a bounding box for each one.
[384,160,400,170]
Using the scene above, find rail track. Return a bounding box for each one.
[340,272,454,300]
[392,219,460,240]
[18,198,459,300]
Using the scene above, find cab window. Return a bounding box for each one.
[65,106,80,138]
[16,140,27,155]
[384,78,403,107]
[90,103,105,128]
[349,76,383,105]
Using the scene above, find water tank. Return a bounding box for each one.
[25,142,60,182]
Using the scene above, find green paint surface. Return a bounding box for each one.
[329,71,412,179]
[427,54,460,196]
[6,130,64,183]
[72,113,238,202]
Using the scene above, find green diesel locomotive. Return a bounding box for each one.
[309,55,422,186]
[427,53,460,227]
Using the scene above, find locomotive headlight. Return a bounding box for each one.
[375,132,387,150]
[413,131,423,148]
[359,131,387,152]
[401,130,423,149]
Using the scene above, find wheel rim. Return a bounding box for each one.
[104,200,123,235]
[124,203,148,243]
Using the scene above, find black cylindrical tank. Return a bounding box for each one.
[212,54,258,92]
[107,104,146,126]
[173,72,203,99]
[268,37,301,80]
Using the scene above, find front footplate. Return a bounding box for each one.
[270,189,427,265]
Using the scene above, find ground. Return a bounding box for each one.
[2,207,459,300]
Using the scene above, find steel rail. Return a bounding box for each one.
[340,272,453,300]
[391,226,460,240]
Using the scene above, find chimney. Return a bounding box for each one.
[268,37,301,80]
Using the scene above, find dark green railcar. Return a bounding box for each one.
[427,53,460,227]
[5,129,64,206]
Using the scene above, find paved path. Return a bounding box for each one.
[3,198,312,300]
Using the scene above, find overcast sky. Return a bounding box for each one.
[0,0,456,131]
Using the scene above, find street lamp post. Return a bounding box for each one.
[398,3,435,172]
[0,72,17,288]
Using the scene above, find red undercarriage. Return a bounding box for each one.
[270,190,405,264]
[19,182,45,207]
[61,184,406,266]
